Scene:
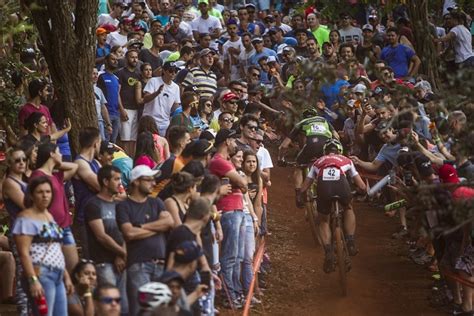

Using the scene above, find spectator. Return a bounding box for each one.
[307,13,329,47]
[117,165,174,316]
[67,260,97,316]
[92,68,113,140]
[137,115,170,164]
[183,49,218,98]
[107,17,133,48]
[97,1,126,27]
[164,172,198,226]
[93,284,121,316]
[134,131,160,168]
[338,13,363,45]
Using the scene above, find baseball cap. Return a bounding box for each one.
[269,26,282,34]
[130,165,160,183]
[198,48,216,58]
[375,120,390,132]
[267,55,278,64]
[362,24,374,32]
[162,61,179,71]
[191,139,215,157]
[214,129,237,147]
[352,83,367,94]
[368,14,378,20]
[438,163,460,184]
[120,17,134,25]
[174,3,185,10]
[198,0,208,4]
[245,3,256,9]
[100,141,118,155]
[100,23,117,33]
[199,130,216,142]
[415,155,435,178]
[174,241,203,264]
[264,15,275,22]
[226,18,238,26]
[96,27,108,36]
[283,46,295,54]
[127,38,144,48]
[251,37,263,44]
[222,91,239,102]
[347,99,356,108]
[159,271,185,285]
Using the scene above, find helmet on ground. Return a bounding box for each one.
[138,282,172,310]
[323,138,343,154]
[302,107,318,118]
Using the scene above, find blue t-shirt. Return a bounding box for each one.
[375,143,401,168]
[155,15,169,26]
[249,48,277,65]
[320,79,350,109]
[380,44,415,78]
[97,72,120,117]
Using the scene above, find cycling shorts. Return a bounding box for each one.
[316,176,352,215]
[296,136,329,166]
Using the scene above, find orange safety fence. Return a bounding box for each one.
[441,268,474,289]
[242,237,266,316]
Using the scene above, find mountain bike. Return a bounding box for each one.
[329,195,350,296]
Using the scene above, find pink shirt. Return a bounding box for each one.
[208,153,244,212]
[30,170,71,228]
[135,155,157,169]
[18,103,54,133]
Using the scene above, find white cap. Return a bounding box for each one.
[347,99,356,108]
[277,43,289,55]
[130,165,160,183]
[352,83,367,94]
[267,56,278,63]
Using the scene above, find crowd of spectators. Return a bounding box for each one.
[0,0,473,315]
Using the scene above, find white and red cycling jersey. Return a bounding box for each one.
[307,154,359,180]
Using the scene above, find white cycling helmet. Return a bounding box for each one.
[138,282,172,310]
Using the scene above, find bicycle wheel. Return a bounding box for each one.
[333,201,347,296]
[306,186,321,247]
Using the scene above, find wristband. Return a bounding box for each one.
[253,217,258,223]
[83,292,92,298]
[29,276,39,284]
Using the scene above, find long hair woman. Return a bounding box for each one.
[13,176,73,316]
[137,116,170,164]
[134,131,161,168]
[191,96,213,131]
[67,259,97,316]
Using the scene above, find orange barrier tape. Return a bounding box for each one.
[242,237,266,316]
[441,268,474,289]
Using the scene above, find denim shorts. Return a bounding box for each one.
[62,226,76,246]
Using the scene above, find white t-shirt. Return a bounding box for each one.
[338,26,363,45]
[191,15,222,50]
[257,146,273,170]
[450,25,474,63]
[223,38,244,80]
[239,47,256,74]
[180,21,194,37]
[107,31,128,48]
[143,77,181,130]
[98,14,119,27]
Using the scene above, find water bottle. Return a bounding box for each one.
[367,174,391,197]
[384,199,406,212]
[36,295,48,316]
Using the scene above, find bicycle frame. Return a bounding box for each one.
[331,199,349,296]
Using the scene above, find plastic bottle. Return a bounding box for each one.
[368,173,392,197]
[199,294,211,315]
[384,199,406,212]
[36,295,48,316]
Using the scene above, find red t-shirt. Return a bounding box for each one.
[30,170,71,228]
[18,103,54,132]
[208,153,244,212]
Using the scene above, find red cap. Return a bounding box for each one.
[222,92,238,102]
[100,24,117,33]
[96,27,108,36]
[438,163,460,184]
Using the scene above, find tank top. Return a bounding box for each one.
[153,133,166,164]
[4,176,27,225]
[170,196,186,223]
[72,155,101,224]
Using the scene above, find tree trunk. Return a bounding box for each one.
[26,0,98,153]
[407,0,442,91]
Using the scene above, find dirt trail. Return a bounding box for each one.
[257,165,443,316]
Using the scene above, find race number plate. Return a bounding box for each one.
[322,168,340,181]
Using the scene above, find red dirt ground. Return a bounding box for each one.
[249,165,443,316]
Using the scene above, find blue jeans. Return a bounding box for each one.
[106,116,120,143]
[36,266,67,316]
[95,263,128,315]
[220,210,245,301]
[127,261,164,316]
[242,213,256,294]
[98,120,106,140]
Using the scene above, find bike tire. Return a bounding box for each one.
[306,198,321,247]
[334,202,348,296]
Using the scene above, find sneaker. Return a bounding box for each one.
[392,226,408,239]
[244,296,262,307]
[223,299,243,309]
[323,254,336,273]
[346,239,359,256]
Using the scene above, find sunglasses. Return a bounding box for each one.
[228,100,238,105]
[100,297,121,304]
[246,125,259,131]
[221,118,233,123]
[80,258,94,264]
[251,73,260,77]
[14,157,27,163]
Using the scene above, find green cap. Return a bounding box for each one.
[198,0,208,4]
[166,51,180,62]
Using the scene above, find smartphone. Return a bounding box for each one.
[221,177,230,185]
[248,183,258,191]
[200,271,211,288]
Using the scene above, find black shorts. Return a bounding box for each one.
[296,137,328,165]
[316,177,352,215]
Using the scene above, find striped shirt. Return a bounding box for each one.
[183,66,217,98]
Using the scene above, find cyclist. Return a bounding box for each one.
[300,139,367,273]
[278,108,339,208]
